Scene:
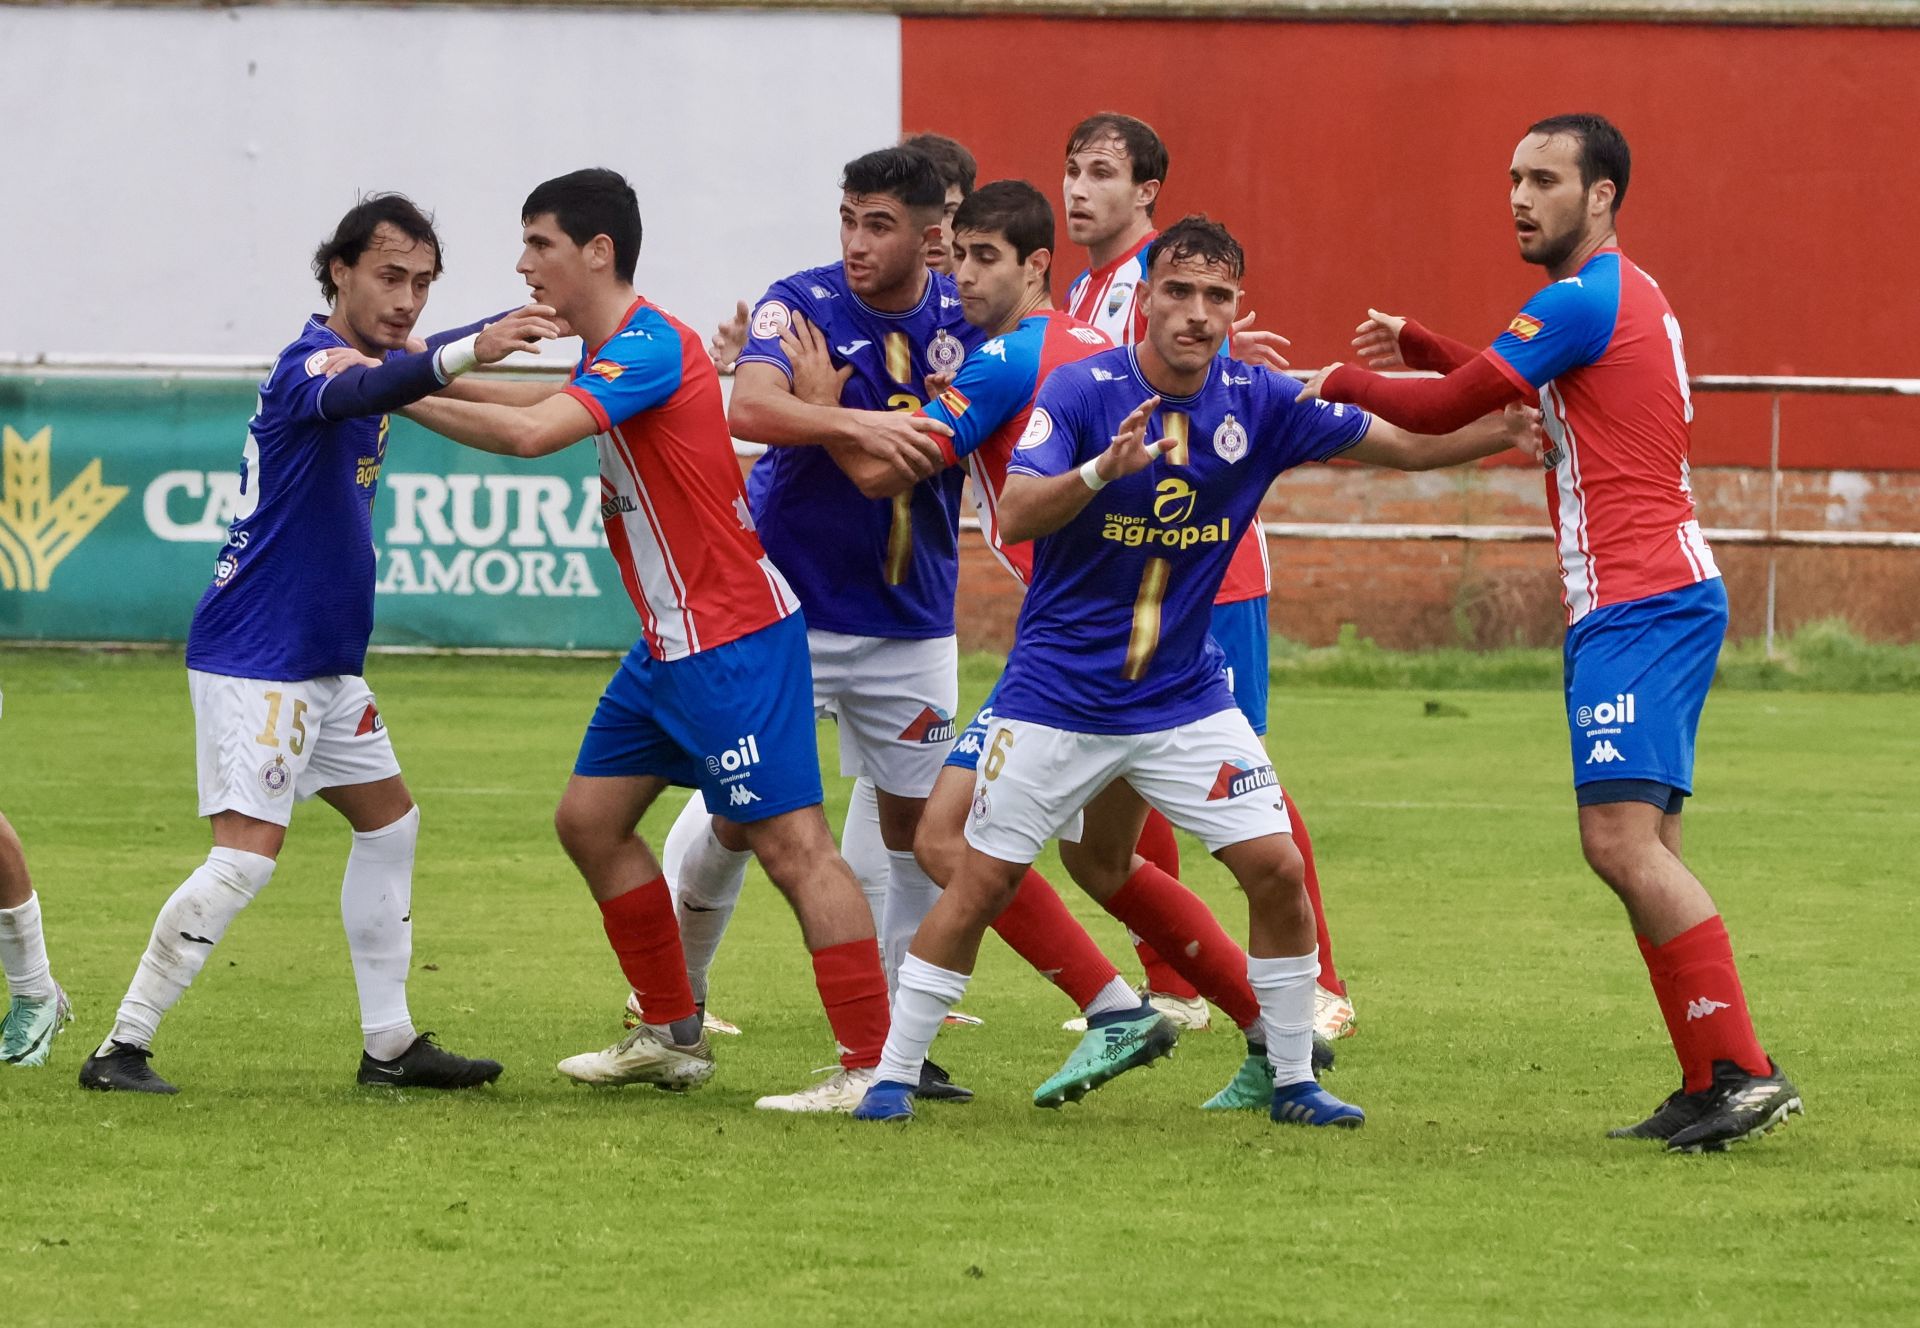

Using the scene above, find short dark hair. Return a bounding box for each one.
[1528,113,1631,214]
[521,168,643,283]
[900,132,977,198]
[841,146,947,213]
[1145,214,1244,282]
[1065,112,1170,217]
[953,180,1055,282]
[312,193,442,302]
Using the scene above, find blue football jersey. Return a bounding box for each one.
[186,317,393,681]
[994,346,1372,733]
[737,263,983,639]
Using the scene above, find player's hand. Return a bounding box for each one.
[475,304,562,364]
[1351,308,1408,370]
[843,410,953,492]
[1229,311,1291,370]
[923,370,954,400]
[779,313,851,407]
[1294,363,1341,403]
[314,347,382,377]
[405,336,429,355]
[1501,401,1548,463]
[1092,395,1165,484]
[710,299,749,373]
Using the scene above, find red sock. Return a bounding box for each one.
[1130,810,1201,999]
[1104,862,1260,1029]
[1284,790,1344,997]
[1647,916,1772,1091]
[991,869,1123,1010]
[811,938,890,1070]
[598,877,696,1027]
[1636,934,1689,1082]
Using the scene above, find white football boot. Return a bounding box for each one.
[754,1065,875,1113]
[624,990,740,1037]
[1313,984,1357,1042]
[558,1024,714,1089]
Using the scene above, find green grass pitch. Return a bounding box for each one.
[1,649,1915,1325]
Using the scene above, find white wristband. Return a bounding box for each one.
[1079,458,1110,491]
[434,333,480,382]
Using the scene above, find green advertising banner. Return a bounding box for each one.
[0,372,640,652]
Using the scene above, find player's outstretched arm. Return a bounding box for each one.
[1297,354,1523,436]
[399,392,596,459]
[729,361,951,496]
[316,306,560,420]
[1340,401,1544,472]
[1351,309,1481,374]
[999,395,1163,543]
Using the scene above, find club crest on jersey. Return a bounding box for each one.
[1507,313,1543,342]
[303,349,333,378]
[971,787,990,823]
[354,702,383,737]
[1212,414,1249,464]
[1205,759,1278,801]
[1106,282,1133,317]
[751,300,791,340]
[928,330,966,373]
[259,754,292,796]
[937,387,971,419]
[899,706,957,745]
[587,360,625,382]
[1017,408,1053,450]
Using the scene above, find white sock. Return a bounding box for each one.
[104,847,275,1052]
[1084,974,1139,1019]
[1248,951,1320,1089]
[663,797,750,1005]
[0,890,56,1000]
[874,953,970,1088]
[882,849,942,996]
[342,807,419,1061]
[840,777,889,939]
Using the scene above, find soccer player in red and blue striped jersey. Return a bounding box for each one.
[1305,114,1801,1153]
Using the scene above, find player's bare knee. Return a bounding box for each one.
[741,806,833,886]
[1232,838,1308,915]
[912,818,961,889]
[552,795,610,867]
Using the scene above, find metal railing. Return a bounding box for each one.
[4,357,1915,653]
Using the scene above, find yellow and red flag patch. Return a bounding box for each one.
[937,387,971,419]
[588,359,625,381]
[1507,314,1543,342]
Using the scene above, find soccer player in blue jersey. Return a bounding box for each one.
[652,146,980,1108]
[855,217,1537,1124]
[1,808,68,1066]
[80,194,556,1094]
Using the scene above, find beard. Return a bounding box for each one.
[1522,221,1584,270]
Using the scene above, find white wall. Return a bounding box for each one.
[0,4,902,358]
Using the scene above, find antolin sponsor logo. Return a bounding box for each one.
[1206,759,1278,801]
[899,706,957,744]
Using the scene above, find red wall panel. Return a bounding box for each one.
[901,19,1920,470]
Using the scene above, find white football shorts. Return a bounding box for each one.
[809,629,959,801]
[189,670,402,825]
[964,706,1291,864]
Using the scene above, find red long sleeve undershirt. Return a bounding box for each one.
[1398,318,1482,373]
[1320,351,1528,435]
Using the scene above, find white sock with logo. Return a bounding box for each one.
[839,778,890,939]
[874,953,970,1089]
[104,847,276,1053]
[0,890,56,1000]
[1247,951,1320,1089]
[882,850,943,996]
[1084,974,1140,1019]
[341,807,419,1061]
[662,796,749,1006]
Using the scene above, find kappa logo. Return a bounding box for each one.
[704,734,763,782]
[728,784,762,808]
[354,702,383,737]
[0,425,129,592]
[1585,739,1626,765]
[981,339,1008,360]
[835,339,871,357]
[1206,758,1279,801]
[1685,996,1731,1021]
[899,706,957,744]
